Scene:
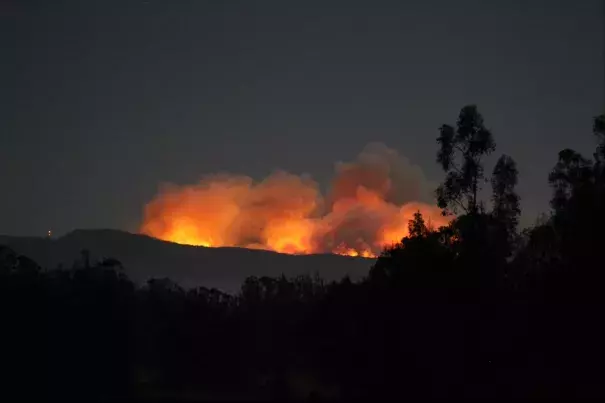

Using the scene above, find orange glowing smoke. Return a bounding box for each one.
[140,143,451,257]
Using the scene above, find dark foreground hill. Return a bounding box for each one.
[0,229,373,293]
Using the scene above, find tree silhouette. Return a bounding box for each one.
[594,114,605,164]
[436,105,496,215]
[548,148,593,213]
[491,155,521,231]
[434,105,524,297]
[491,154,521,257]
[408,210,428,238]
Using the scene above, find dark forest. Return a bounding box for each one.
[2,106,605,400]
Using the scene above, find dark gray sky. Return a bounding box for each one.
[3,0,604,237]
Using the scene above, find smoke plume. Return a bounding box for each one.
[140,143,449,257]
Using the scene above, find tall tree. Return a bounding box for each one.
[538,116,605,302]
[548,148,593,213]
[436,105,496,215]
[407,211,427,238]
[594,114,605,165]
[491,154,521,250]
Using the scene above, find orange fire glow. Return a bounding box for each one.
[140,143,451,257]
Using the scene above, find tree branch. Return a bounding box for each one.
[450,144,465,175]
[451,162,463,175]
[454,144,466,154]
[451,197,468,214]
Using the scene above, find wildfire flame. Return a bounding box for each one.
[140,143,451,257]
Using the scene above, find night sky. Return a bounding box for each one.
[3,0,604,237]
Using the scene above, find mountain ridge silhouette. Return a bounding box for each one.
[0,229,373,294]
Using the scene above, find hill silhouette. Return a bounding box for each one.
[0,229,372,293]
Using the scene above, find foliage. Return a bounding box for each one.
[436,105,496,215]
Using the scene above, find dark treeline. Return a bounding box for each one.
[2,106,605,400]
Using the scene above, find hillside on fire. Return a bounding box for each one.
[140,142,449,258]
[2,107,605,400]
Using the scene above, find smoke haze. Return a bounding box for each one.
[141,143,449,257]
